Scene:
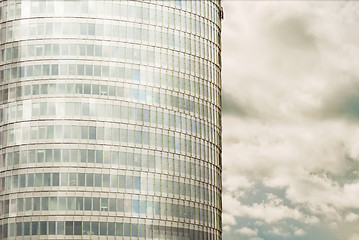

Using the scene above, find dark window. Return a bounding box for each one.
[24,222,30,236]
[31,222,38,235]
[65,221,73,235]
[40,221,47,235]
[74,221,82,235]
[91,222,98,235]
[131,223,138,237]
[115,223,123,236]
[48,221,56,235]
[100,222,107,236]
[52,173,59,186]
[16,222,22,236]
[124,223,130,236]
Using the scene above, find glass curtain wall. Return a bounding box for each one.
[0,0,222,239]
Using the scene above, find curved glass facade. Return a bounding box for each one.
[0,0,222,239]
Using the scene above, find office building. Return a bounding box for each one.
[0,0,222,239]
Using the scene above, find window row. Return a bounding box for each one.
[1,82,220,126]
[0,220,219,240]
[1,172,219,205]
[0,43,221,95]
[0,1,222,45]
[0,64,221,115]
[2,123,221,164]
[1,35,219,76]
[1,195,216,226]
[3,148,217,184]
[1,20,221,63]
[2,101,220,144]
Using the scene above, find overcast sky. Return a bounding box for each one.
[221,1,359,239]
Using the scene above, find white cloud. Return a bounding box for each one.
[223,212,237,227]
[221,0,359,239]
[345,213,359,222]
[269,227,290,237]
[223,174,254,193]
[349,234,359,240]
[223,193,317,224]
[294,228,306,236]
[222,1,359,122]
[223,225,231,233]
[223,115,359,217]
[236,227,258,237]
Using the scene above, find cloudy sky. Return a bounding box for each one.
[221,1,359,239]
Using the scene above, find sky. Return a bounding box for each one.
[221,1,359,240]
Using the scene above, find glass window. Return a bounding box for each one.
[49,221,56,235]
[24,222,30,235]
[32,221,38,235]
[25,197,32,211]
[91,222,98,235]
[100,222,107,236]
[53,44,60,55]
[69,173,77,186]
[49,197,57,210]
[131,223,138,237]
[92,84,99,94]
[80,150,87,162]
[132,199,139,214]
[67,197,75,210]
[78,173,85,186]
[61,173,68,186]
[17,222,23,236]
[88,23,95,35]
[51,64,58,75]
[95,150,102,163]
[103,174,110,188]
[74,221,82,235]
[53,149,61,162]
[33,197,40,211]
[86,65,93,76]
[42,197,49,210]
[95,174,102,187]
[20,174,26,187]
[81,126,88,139]
[44,173,51,186]
[70,22,79,35]
[109,198,116,212]
[134,176,141,190]
[40,222,47,235]
[65,221,73,235]
[124,223,130,236]
[95,45,102,57]
[87,44,94,56]
[115,223,123,236]
[85,197,92,210]
[59,197,66,210]
[57,221,64,235]
[77,64,84,75]
[86,173,93,186]
[76,197,83,210]
[83,222,91,235]
[80,23,87,35]
[100,198,108,211]
[36,45,43,56]
[35,173,42,187]
[84,84,91,94]
[69,64,76,75]
[88,150,95,163]
[106,222,114,236]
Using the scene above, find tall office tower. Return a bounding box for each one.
[0,0,222,239]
